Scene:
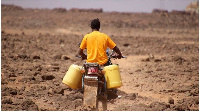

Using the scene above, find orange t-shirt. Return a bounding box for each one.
[80,31,116,65]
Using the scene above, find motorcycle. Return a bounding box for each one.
[77,49,126,109]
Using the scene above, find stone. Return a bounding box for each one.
[135,69,141,72]
[61,55,70,60]
[53,54,61,60]
[2,98,13,104]
[32,55,40,59]
[154,59,162,62]
[22,99,38,111]
[123,43,129,47]
[168,97,174,104]
[41,75,55,80]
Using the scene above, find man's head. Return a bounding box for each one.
[91,18,100,30]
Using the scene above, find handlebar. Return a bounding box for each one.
[75,55,82,58]
[110,55,127,59]
[76,55,127,59]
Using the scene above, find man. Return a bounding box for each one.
[79,18,122,66]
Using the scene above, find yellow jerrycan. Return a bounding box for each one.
[104,64,123,89]
[62,64,83,89]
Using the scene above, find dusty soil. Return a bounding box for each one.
[1,4,199,111]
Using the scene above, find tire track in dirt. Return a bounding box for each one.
[115,55,172,102]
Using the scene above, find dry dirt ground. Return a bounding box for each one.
[1,5,199,111]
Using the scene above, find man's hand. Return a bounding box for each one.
[113,46,122,59]
[82,54,87,60]
[117,54,122,59]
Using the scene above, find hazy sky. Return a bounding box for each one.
[1,0,196,13]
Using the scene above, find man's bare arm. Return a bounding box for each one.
[78,48,87,60]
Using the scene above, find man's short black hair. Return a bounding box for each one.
[91,18,100,30]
